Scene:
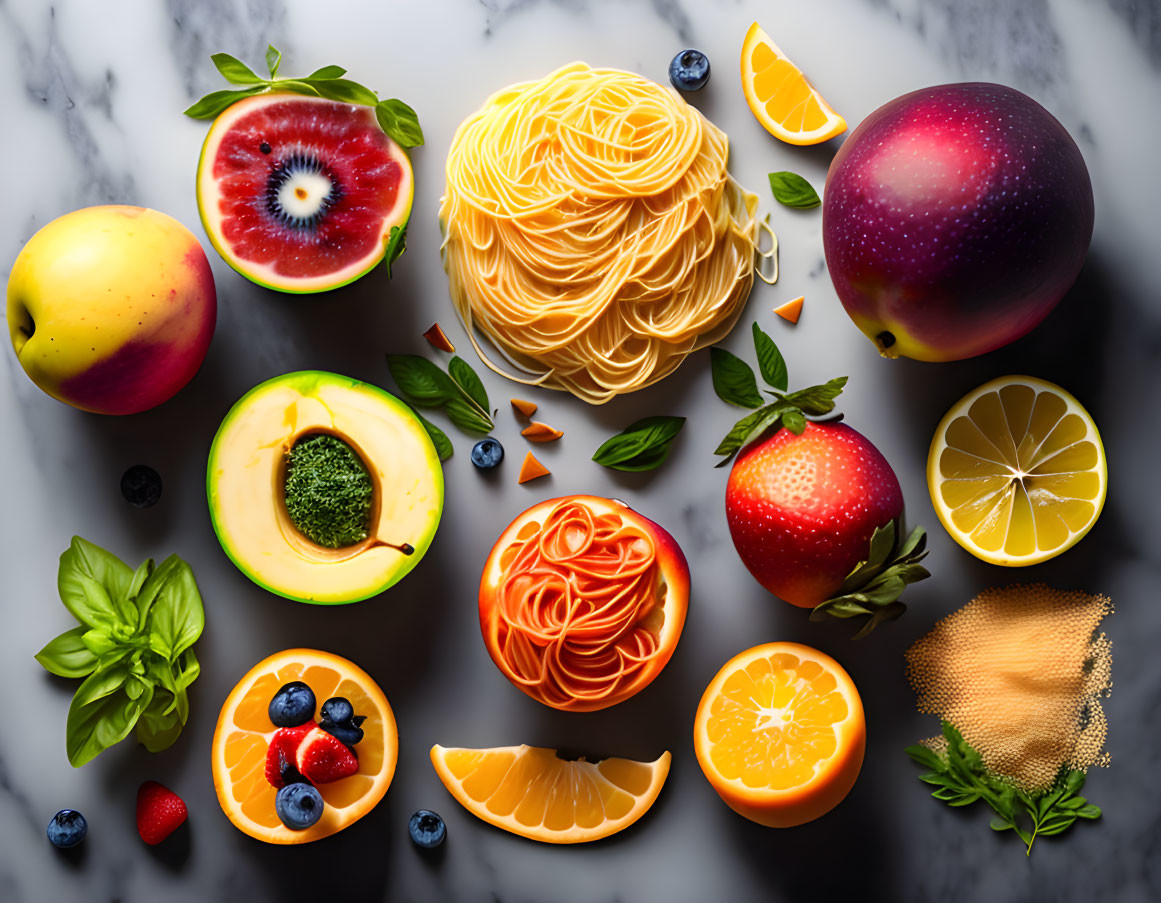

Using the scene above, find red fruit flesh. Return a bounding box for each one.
[822,83,1093,362]
[725,422,903,607]
[265,724,313,788]
[136,781,188,845]
[296,726,359,784]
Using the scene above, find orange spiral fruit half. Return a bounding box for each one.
[211,649,398,844]
[479,495,689,711]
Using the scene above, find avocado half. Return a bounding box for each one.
[206,371,443,604]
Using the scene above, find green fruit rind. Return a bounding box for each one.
[194,92,415,294]
[206,370,444,605]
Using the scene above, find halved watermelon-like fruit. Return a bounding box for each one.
[196,93,414,293]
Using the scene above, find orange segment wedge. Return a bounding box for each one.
[212,649,398,844]
[927,376,1107,566]
[431,744,670,843]
[694,642,865,827]
[741,22,846,145]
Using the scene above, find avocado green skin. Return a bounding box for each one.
[194,93,415,294]
[206,370,444,604]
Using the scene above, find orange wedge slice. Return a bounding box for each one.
[521,421,563,442]
[431,744,670,843]
[774,296,804,324]
[694,642,865,827]
[741,23,846,145]
[927,376,1107,566]
[517,451,550,483]
[511,398,538,418]
[212,649,398,844]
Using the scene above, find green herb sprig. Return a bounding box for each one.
[184,45,424,149]
[386,353,495,460]
[35,537,205,767]
[593,416,686,472]
[711,322,847,465]
[768,171,821,209]
[907,722,1101,856]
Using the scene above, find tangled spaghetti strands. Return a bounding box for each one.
[440,62,764,404]
[493,500,668,709]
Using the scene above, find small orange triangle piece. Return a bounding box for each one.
[774,296,804,324]
[521,421,563,443]
[518,452,550,484]
[510,398,538,418]
[422,323,456,353]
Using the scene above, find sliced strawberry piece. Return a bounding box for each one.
[136,781,187,845]
[265,723,314,788]
[296,725,358,784]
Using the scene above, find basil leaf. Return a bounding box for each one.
[66,675,152,767]
[145,556,205,662]
[134,555,182,623]
[710,347,762,408]
[782,376,848,416]
[136,693,184,753]
[449,356,490,412]
[445,397,493,434]
[714,404,787,461]
[271,78,321,97]
[409,407,453,461]
[307,64,347,79]
[376,99,424,148]
[183,87,263,119]
[81,628,119,657]
[386,354,456,405]
[593,416,685,471]
[768,171,821,209]
[211,52,264,85]
[35,626,99,678]
[306,77,379,106]
[781,409,807,434]
[59,537,133,628]
[383,224,407,278]
[127,558,154,602]
[751,322,788,391]
[265,44,281,78]
[173,648,201,692]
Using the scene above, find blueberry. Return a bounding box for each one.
[121,465,162,508]
[275,783,324,831]
[668,49,710,91]
[268,681,316,727]
[47,809,87,849]
[471,437,504,470]
[320,696,354,725]
[320,721,364,748]
[408,809,446,849]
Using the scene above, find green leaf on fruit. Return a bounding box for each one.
[383,225,407,278]
[182,87,264,118]
[710,347,762,408]
[265,44,281,78]
[211,52,264,85]
[768,171,821,209]
[375,99,424,148]
[593,416,686,472]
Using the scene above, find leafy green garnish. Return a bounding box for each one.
[711,322,848,465]
[386,353,495,449]
[811,521,929,637]
[184,44,424,149]
[907,722,1102,855]
[383,226,407,278]
[35,538,205,767]
[593,416,686,472]
[768,171,821,209]
[283,434,374,549]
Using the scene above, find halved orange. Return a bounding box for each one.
[212,649,398,844]
[741,22,846,145]
[430,744,670,843]
[927,376,1107,566]
[694,642,865,827]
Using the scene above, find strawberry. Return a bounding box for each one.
[296,725,358,784]
[726,421,903,607]
[265,723,314,788]
[136,781,187,845]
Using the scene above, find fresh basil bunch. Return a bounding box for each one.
[35,537,205,767]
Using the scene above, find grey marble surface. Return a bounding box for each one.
[2,0,1160,901]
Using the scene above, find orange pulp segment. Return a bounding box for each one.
[694,642,865,827]
[740,22,846,145]
[211,648,398,844]
[431,744,670,843]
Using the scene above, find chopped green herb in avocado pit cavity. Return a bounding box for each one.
[284,434,373,549]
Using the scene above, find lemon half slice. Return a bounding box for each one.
[927,376,1106,566]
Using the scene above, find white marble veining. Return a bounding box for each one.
[2,1,1160,901]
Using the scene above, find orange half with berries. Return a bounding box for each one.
[211,649,397,844]
[479,495,689,712]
